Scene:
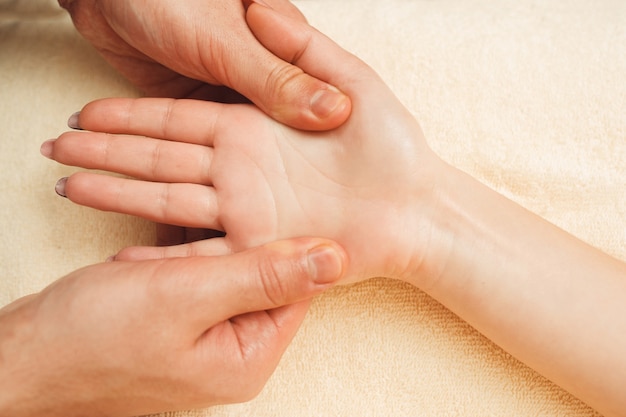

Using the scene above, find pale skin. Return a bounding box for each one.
[0,237,347,417]
[43,3,626,416]
[59,0,352,247]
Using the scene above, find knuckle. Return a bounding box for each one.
[257,254,289,307]
[159,98,177,138]
[264,64,306,110]
[101,134,113,169]
[156,183,174,221]
[148,140,164,179]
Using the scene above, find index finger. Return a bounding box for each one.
[73,97,248,146]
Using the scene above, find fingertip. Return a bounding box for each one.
[40,139,55,159]
[265,237,348,286]
[269,80,352,131]
[306,243,346,285]
[55,177,68,198]
[76,97,135,133]
[67,111,82,130]
[308,85,352,129]
[245,1,355,130]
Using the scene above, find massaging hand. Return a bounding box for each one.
[44,1,444,285]
[58,0,350,130]
[0,238,346,417]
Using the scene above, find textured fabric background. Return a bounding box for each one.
[1,0,624,416]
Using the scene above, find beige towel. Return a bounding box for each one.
[1,0,624,415]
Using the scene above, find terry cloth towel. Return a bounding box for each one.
[1,0,624,416]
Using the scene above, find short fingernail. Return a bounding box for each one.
[55,177,68,198]
[310,86,349,119]
[67,111,82,130]
[105,255,116,262]
[40,139,55,159]
[307,245,344,285]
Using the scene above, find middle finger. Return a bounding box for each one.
[46,131,213,184]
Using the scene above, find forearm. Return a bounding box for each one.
[412,164,626,416]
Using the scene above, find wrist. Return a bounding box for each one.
[380,156,460,286]
[393,160,499,289]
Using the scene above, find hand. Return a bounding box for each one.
[58,0,351,130]
[44,3,447,284]
[0,238,346,417]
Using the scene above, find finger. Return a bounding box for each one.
[209,300,311,373]
[113,238,231,262]
[89,0,349,131]
[222,2,351,131]
[59,172,221,229]
[233,43,351,130]
[72,98,233,146]
[45,131,213,184]
[194,299,311,404]
[246,1,378,96]
[178,237,347,329]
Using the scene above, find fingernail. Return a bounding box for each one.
[307,245,343,285]
[55,177,68,198]
[310,86,349,119]
[40,139,55,159]
[67,111,82,130]
[105,255,115,262]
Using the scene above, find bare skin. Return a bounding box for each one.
[44,3,626,416]
[58,0,353,247]
[0,238,347,417]
[58,0,351,130]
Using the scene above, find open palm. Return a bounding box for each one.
[48,4,443,282]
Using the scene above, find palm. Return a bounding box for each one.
[52,86,432,281]
[50,4,441,282]
[209,100,422,280]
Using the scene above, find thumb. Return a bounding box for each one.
[183,238,347,328]
[245,0,378,97]
[238,0,352,131]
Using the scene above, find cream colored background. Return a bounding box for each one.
[1,0,624,415]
